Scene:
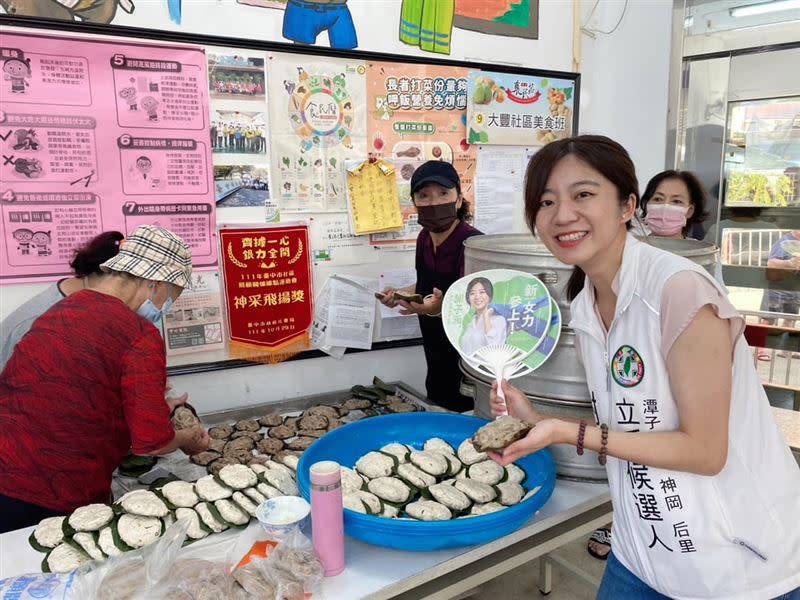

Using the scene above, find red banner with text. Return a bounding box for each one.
[219,225,312,360]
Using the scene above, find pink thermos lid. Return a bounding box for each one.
[310,460,341,487]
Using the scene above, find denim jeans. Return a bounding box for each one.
[597,552,800,600]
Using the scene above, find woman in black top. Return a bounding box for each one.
[376,161,482,412]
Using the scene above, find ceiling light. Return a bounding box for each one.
[730,0,800,18]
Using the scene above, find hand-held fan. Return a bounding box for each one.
[441,269,560,416]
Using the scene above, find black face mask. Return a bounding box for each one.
[416,202,458,233]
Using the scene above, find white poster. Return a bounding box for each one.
[474,176,514,235]
[208,48,274,218]
[310,278,347,359]
[163,272,225,356]
[473,145,530,235]
[308,213,379,266]
[268,53,367,213]
[325,274,377,350]
[376,270,422,340]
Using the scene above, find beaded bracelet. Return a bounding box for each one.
[576,420,587,456]
[598,423,609,466]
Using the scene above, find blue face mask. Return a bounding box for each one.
[137,295,173,325]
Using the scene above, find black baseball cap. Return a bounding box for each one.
[410,160,460,195]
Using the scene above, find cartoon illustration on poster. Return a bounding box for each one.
[268,54,367,213]
[0,0,132,24]
[367,61,476,245]
[0,33,216,283]
[2,0,537,55]
[467,70,576,146]
[399,0,454,55]
[454,0,540,40]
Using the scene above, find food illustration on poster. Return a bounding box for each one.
[467,71,575,146]
[268,54,366,213]
[367,61,475,245]
[0,33,216,283]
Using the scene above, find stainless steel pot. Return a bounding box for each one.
[463,234,719,322]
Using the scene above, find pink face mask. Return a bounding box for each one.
[644,204,688,236]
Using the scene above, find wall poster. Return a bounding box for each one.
[208,48,276,220]
[367,61,476,246]
[0,32,216,283]
[467,70,575,146]
[268,53,367,213]
[218,224,313,358]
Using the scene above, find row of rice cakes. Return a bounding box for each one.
[29,462,300,574]
[344,438,542,521]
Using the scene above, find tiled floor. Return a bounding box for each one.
[471,534,608,600]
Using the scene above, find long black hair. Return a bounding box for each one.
[523,135,640,301]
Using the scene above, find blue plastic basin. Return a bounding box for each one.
[297,412,556,551]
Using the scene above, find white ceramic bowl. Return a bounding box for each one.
[256,496,311,539]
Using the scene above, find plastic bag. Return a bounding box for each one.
[156,522,275,599]
[69,518,189,600]
[263,528,324,600]
[150,559,250,600]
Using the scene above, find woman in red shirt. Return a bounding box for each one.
[0,225,209,533]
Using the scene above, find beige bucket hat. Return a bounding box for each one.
[100,225,192,289]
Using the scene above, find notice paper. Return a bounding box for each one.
[377,269,421,340]
[311,278,346,359]
[308,213,378,266]
[345,159,404,235]
[474,176,514,235]
[477,145,528,192]
[325,274,377,350]
[163,272,225,357]
[0,32,217,283]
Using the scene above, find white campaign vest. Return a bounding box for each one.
[569,235,800,600]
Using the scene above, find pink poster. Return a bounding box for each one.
[0,32,216,283]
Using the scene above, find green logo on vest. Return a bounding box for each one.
[611,345,644,388]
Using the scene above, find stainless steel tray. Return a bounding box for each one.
[198,380,436,425]
[113,381,435,497]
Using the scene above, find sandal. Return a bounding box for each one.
[587,527,611,560]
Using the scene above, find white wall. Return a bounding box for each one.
[0,1,674,412]
[578,0,673,185]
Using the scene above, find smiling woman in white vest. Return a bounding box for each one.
[489,135,800,600]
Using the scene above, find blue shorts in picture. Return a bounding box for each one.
[282,0,358,49]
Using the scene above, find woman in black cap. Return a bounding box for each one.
[376,161,482,412]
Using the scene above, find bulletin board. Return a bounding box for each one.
[0,15,579,375]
